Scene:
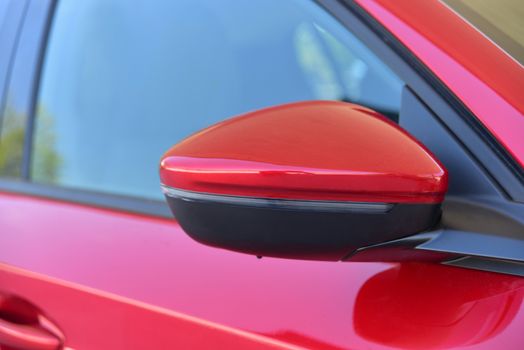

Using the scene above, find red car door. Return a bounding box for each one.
[0,192,320,349]
[1,0,523,349]
[2,192,524,350]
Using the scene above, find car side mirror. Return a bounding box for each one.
[160,101,448,260]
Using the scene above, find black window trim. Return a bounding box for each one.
[0,0,522,220]
[0,178,172,217]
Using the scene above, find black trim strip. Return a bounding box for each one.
[162,186,393,213]
[0,179,171,218]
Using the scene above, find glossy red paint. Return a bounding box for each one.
[0,292,65,350]
[0,264,301,350]
[1,192,523,349]
[354,0,524,168]
[0,318,60,350]
[354,263,524,349]
[161,101,448,203]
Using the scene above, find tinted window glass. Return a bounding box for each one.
[0,3,9,26]
[32,0,403,199]
[0,0,24,178]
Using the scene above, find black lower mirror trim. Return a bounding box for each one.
[164,188,441,261]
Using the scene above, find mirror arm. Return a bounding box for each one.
[347,228,524,276]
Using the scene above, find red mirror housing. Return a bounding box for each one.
[160,101,448,260]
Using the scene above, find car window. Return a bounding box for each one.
[0,0,25,178]
[0,3,9,26]
[31,0,403,200]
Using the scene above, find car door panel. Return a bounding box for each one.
[1,191,524,349]
[0,263,299,350]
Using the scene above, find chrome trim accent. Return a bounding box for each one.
[161,185,393,213]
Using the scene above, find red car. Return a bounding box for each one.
[1,0,523,349]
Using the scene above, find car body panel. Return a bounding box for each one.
[0,263,301,350]
[1,192,523,349]
[354,0,524,168]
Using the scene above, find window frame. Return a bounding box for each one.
[0,0,521,219]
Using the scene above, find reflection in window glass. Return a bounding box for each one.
[0,2,9,27]
[32,0,403,199]
[0,1,21,178]
[0,106,25,177]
